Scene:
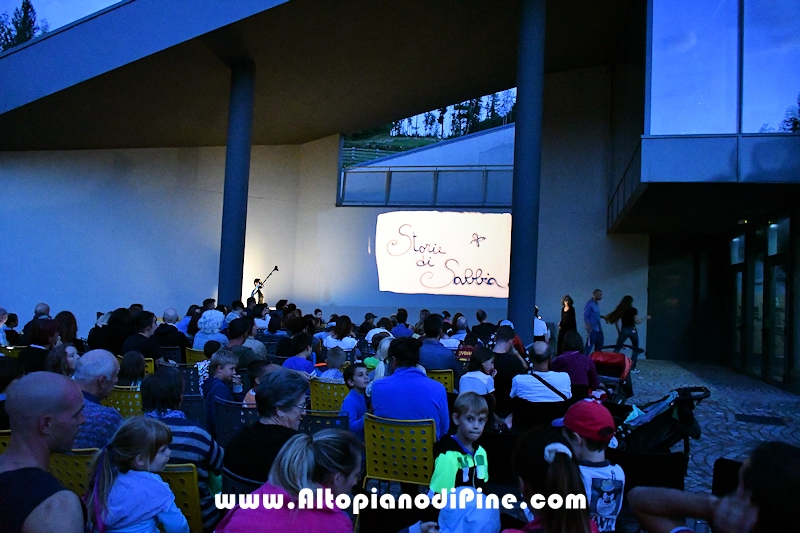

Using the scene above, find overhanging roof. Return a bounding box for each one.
[0,0,645,150]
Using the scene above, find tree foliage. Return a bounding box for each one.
[0,0,48,52]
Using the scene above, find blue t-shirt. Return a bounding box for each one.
[282,356,315,374]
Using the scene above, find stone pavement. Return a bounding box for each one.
[627,359,800,492]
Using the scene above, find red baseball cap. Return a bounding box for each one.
[552,399,616,442]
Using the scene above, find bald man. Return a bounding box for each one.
[72,350,123,449]
[510,341,572,403]
[0,372,86,533]
[152,308,189,363]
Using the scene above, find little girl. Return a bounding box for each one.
[84,417,189,533]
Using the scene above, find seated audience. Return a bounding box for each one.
[153,307,190,362]
[455,331,479,360]
[0,372,86,533]
[283,332,317,376]
[45,343,81,377]
[225,317,261,391]
[511,341,572,403]
[358,312,377,334]
[197,340,221,388]
[117,350,146,387]
[275,317,308,357]
[217,430,363,533]
[0,357,24,430]
[2,312,20,346]
[243,318,268,359]
[319,346,346,381]
[458,347,496,399]
[390,308,414,338]
[430,393,490,494]
[471,309,497,344]
[372,337,449,439]
[202,350,244,437]
[492,325,528,418]
[19,318,59,373]
[224,371,308,483]
[143,368,224,531]
[72,349,123,449]
[54,310,86,353]
[419,314,463,380]
[19,302,52,345]
[121,310,164,363]
[323,315,358,353]
[629,441,799,533]
[450,315,469,342]
[253,303,271,330]
[83,417,189,533]
[550,330,601,392]
[365,317,393,343]
[175,304,199,335]
[499,319,528,358]
[504,428,597,533]
[414,309,431,336]
[0,308,8,346]
[341,362,370,441]
[96,307,135,357]
[192,310,229,350]
[243,359,281,406]
[363,332,390,371]
[553,400,623,532]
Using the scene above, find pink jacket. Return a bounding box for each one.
[215,482,353,533]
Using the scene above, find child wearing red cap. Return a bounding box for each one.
[552,400,625,533]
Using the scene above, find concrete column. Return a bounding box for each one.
[218,62,255,307]
[508,0,546,343]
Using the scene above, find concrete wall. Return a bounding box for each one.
[0,65,649,349]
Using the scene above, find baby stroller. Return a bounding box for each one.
[616,386,711,457]
[590,350,633,404]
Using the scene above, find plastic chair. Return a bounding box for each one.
[363,414,435,486]
[180,394,205,429]
[102,386,143,418]
[222,467,262,495]
[427,369,454,393]
[0,346,24,357]
[309,380,349,411]
[185,348,207,366]
[160,346,183,364]
[48,448,98,496]
[0,429,10,454]
[299,410,350,435]
[213,398,259,448]
[176,365,201,395]
[143,358,156,375]
[510,398,569,433]
[159,463,203,533]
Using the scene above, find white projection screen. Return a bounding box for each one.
[375,211,511,298]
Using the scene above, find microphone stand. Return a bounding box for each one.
[252,266,278,300]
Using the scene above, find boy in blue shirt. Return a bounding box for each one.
[282,332,317,377]
[341,362,370,441]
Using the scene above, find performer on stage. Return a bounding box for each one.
[251,279,264,305]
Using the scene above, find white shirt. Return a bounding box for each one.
[510,371,571,402]
[439,338,460,349]
[533,317,549,338]
[323,336,358,351]
[578,462,625,532]
[459,371,495,395]
[365,328,391,343]
[450,331,468,341]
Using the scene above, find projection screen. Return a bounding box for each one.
[375,211,511,298]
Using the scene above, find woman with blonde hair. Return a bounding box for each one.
[216,429,363,533]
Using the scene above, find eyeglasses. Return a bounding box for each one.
[292,403,308,411]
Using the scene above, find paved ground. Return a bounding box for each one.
[628,359,800,492]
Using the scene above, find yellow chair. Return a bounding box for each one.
[48,448,98,496]
[102,386,143,418]
[427,369,455,393]
[363,414,436,486]
[309,379,349,411]
[144,358,155,375]
[0,346,24,358]
[0,429,10,454]
[185,348,207,366]
[159,463,203,533]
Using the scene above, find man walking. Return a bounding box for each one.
[584,289,603,354]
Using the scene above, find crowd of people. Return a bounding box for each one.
[0,295,795,533]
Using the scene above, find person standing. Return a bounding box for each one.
[583,289,604,354]
[557,295,577,355]
[605,295,649,372]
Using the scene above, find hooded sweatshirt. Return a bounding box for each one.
[101,470,188,533]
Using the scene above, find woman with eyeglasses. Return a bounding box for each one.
[222,370,307,483]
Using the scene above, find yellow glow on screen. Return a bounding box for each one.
[375,211,511,298]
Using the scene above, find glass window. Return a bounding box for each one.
[767,218,789,256]
[342,171,387,204]
[743,0,800,133]
[730,235,745,264]
[436,170,483,205]
[485,169,513,205]
[388,171,434,205]
[650,0,739,134]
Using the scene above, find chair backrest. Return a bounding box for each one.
[511,398,570,433]
[309,380,349,411]
[606,448,687,496]
[712,457,743,497]
[0,346,25,357]
[144,358,155,375]
[160,346,182,364]
[185,348,207,366]
[102,386,143,418]
[176,365,201,395]
[48,448,98,496]
[364,414,435,485]
[213,398,260,448]
[299,410,350,435]
[0,429,10,454]
[159,463,203,533]
[272,355,291,366]
[427,369,454,393]
[222,467,262,495]
[264,341,278,357]
[180,394,206,429]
